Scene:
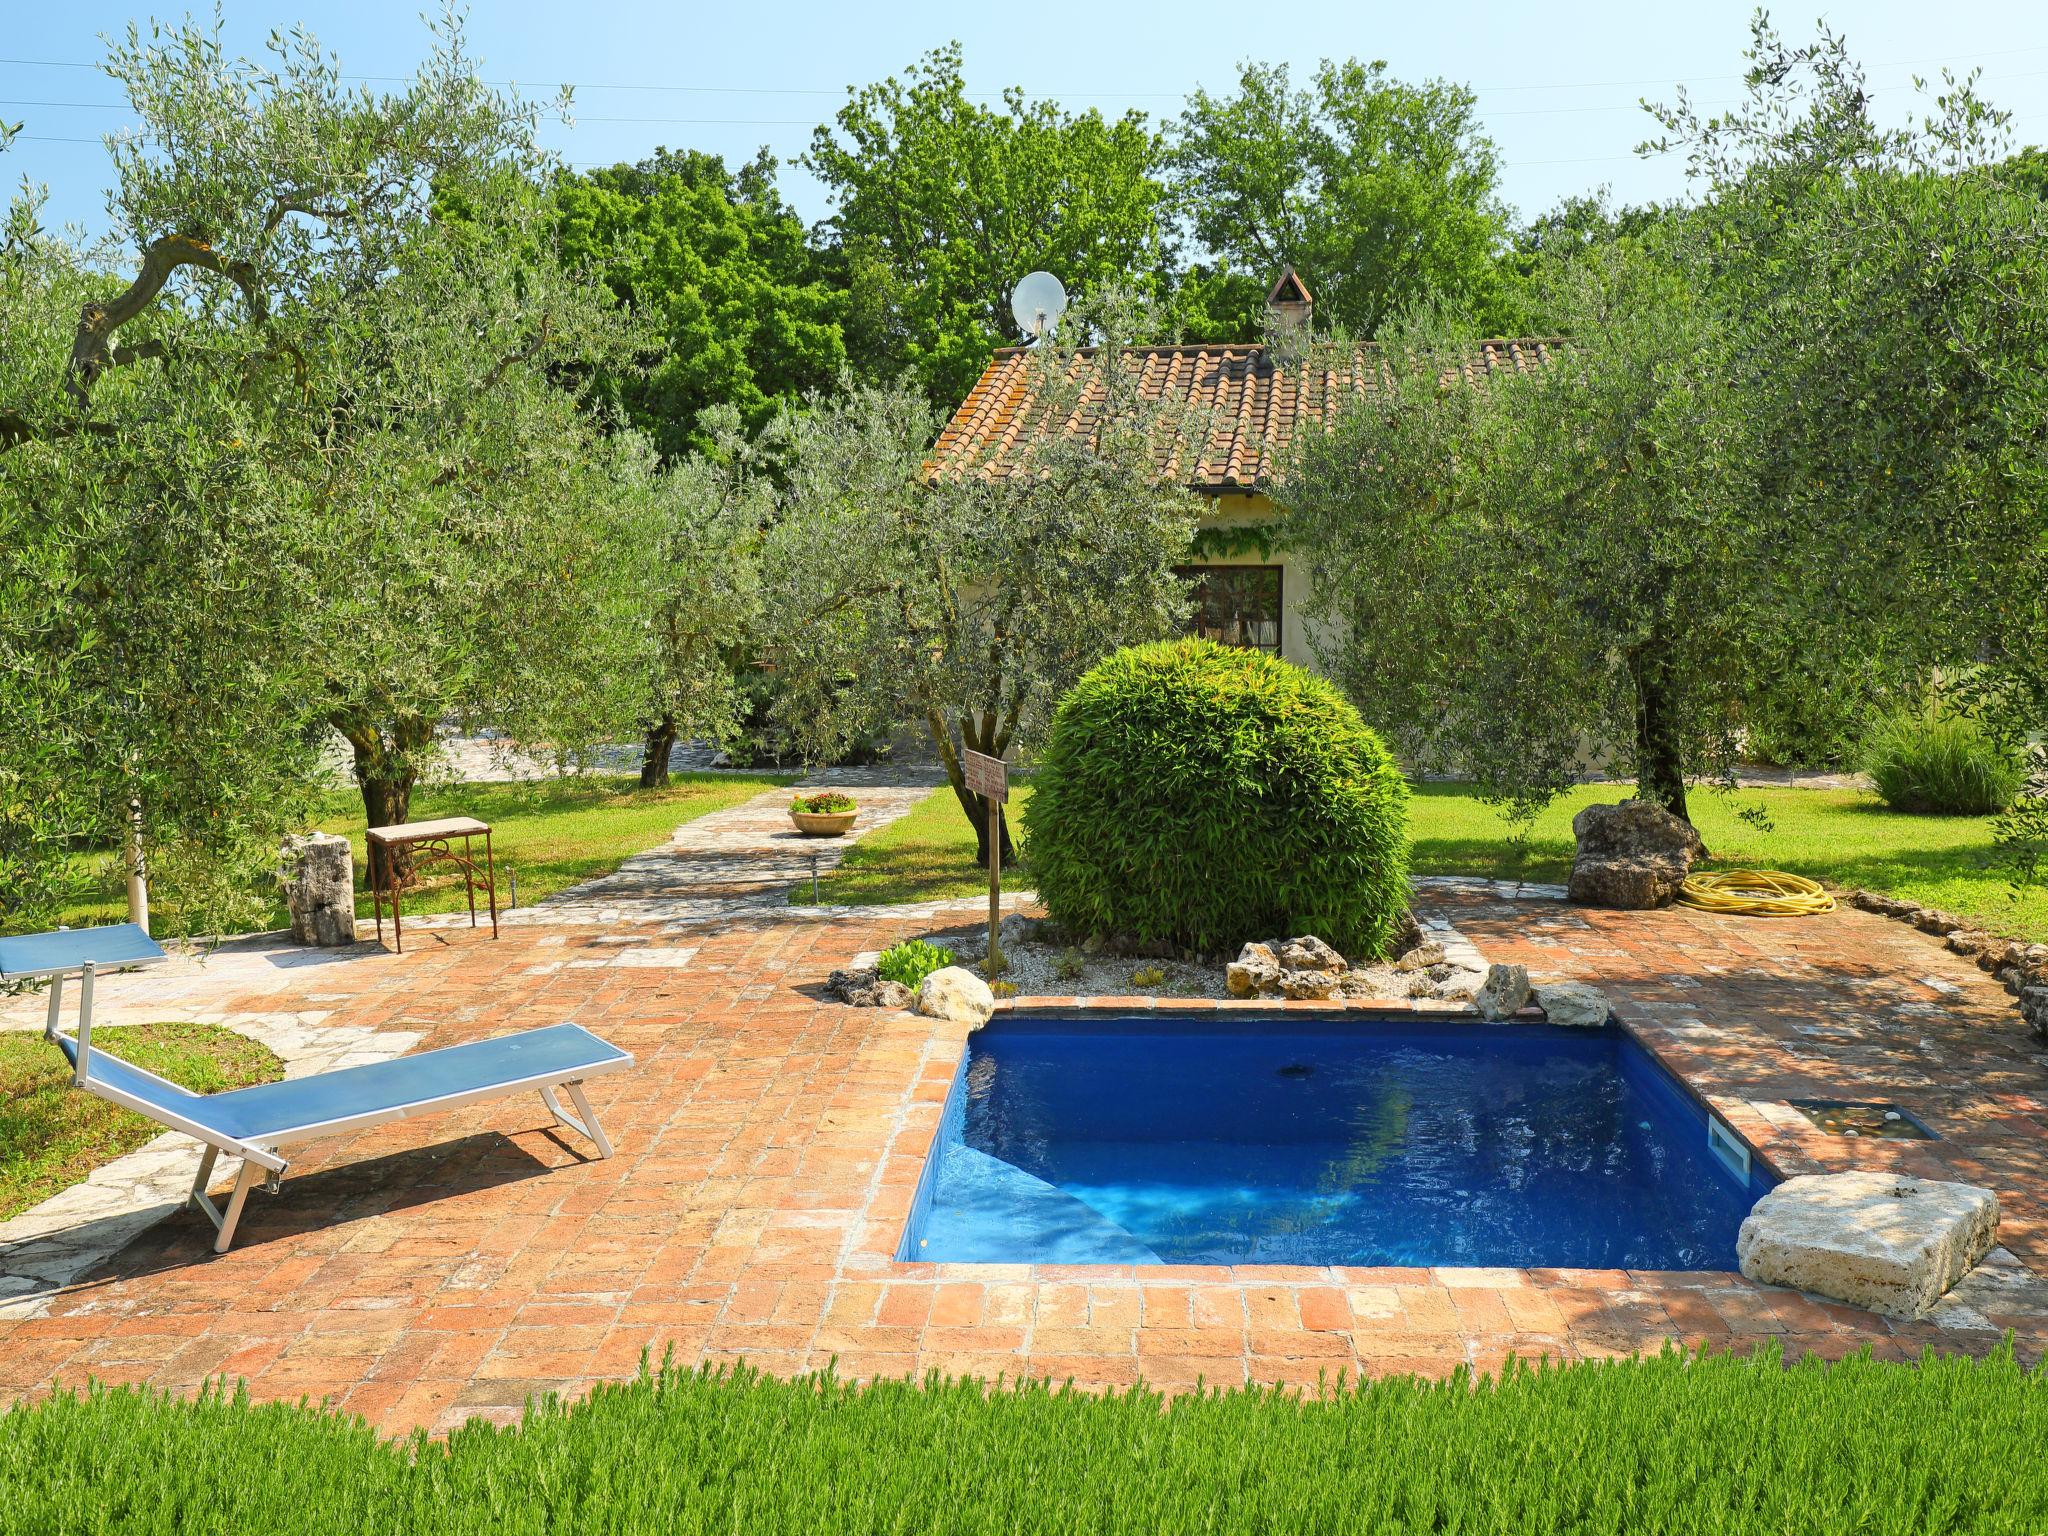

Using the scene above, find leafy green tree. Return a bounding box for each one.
[632,406,770,786]
[804,45,1173,405]
[0,14,664,919]
[1643,17,2048,853]
[553,148,846,459]
[1286,18,2047,838]
[1,149,333,927]
[1283,250,1785,823]
[1997,145,2048,200]
[761,295,1206,861]
[1499,194,1679,333]
[1171,59,1520,338]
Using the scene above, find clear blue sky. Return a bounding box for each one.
[6,0,2047,242]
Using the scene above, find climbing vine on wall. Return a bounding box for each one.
[1187,522,1279,562]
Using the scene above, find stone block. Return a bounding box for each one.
[1736,1171,1999,1318]
[1396,938,1448,973]
[827,967,914,1010]
[278,831,357,947]
[2022,985,2048,1042]
[1566,798,1703,909]
[1277,968,1342,1000]
[1532,981,1610,1027]
[1278,936,1348,974]
[1225,942,1280,999]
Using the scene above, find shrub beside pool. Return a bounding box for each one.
[1024,639,1410,958]
[4,1348,2042,1533]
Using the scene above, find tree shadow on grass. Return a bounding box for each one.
[1410,835,1574,885]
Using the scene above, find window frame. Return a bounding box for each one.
[1174,562,1285,657]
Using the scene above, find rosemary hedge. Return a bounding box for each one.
[1023,639,1411,957]
[5,1346,2041,1534]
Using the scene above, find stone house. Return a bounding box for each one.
[928,270,1559,672]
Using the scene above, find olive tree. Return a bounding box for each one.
[761,297,1207,862]
[0,14,663,918]
[1283,250,1783,824]
[1,168,333,925]
[1646,17,2048,852]
[1287,17,2047,834]
[633,406,770,787]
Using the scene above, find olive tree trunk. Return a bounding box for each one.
[639,716,678,788]
[334,711,434,886]
[1628,638,1691,825]
[926,706,1019,868]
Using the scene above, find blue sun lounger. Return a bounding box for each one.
[2,924,632,1254]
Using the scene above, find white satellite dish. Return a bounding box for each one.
[1010,271,1068,342]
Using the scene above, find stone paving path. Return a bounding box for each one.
[0,937,426,1313]
[488,785,932,925]
[2,889,2047,1437]
[1,783,941,1305]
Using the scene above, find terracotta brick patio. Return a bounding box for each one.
[3,892,2045,1437]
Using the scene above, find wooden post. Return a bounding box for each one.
[986,794,1004,975]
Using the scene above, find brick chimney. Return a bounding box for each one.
[1265,266,1313,336]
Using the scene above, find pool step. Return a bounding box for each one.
[919,1146,1164,1265]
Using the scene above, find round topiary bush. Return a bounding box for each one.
[1023,638,1410,958]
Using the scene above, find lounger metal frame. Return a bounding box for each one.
[40,959,628,1254]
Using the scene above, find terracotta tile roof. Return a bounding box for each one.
[928,338,1564,492]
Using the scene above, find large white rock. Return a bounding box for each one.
[1533,981,1611,1027]
[1737,1171,2000,1318]
[1278,936,1348,974]
[1474,963,1531,1020]
[915,966,996,1028]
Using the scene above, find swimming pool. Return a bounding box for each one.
[898,1013,1773,1270]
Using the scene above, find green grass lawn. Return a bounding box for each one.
[48,773,792,936]
[807,786,1035,907]
[37,771,2042,945]
[813,780,2046,942]
[0,1023,283,1220]
[3,1349,2042,1532]
[1409,782,2045,941]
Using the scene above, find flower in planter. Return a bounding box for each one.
[791,792,858,815]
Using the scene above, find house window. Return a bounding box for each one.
[1176,565,1283,654]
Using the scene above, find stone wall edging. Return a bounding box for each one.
[1847,889,2048,1040]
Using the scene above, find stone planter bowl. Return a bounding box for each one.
[790,808,858,837]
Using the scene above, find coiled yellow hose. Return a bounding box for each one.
[1676,869,1836,917]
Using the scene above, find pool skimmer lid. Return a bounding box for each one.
[1787,1100,1936,1140]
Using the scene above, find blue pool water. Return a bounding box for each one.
[898,1015,1773,1270]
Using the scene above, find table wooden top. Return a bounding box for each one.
[366,816,491,844]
